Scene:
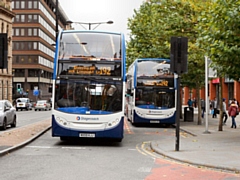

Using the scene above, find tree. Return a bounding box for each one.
[197,0,240,131]
[127,0,207,124]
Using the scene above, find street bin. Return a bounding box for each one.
[184,107,194,122]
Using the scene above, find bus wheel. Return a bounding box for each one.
[60,137,68,141]
[115,138,122,143]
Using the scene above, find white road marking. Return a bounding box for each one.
[137,167,152,172]
[26,146,86,150]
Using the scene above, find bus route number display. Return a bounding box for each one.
[68,65,111,75]
[144,80,168,86]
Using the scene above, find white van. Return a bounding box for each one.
[16,98,31,111]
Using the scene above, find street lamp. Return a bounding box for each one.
[12,69,15,99]
[55,0,58,42]
[66,20,114,30]
[204,56,211,134]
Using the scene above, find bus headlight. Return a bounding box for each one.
[107,118,120,128]
[167,111,174,117]
[55,116,69,126]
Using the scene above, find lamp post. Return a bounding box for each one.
[12,69,15,100]
[55,0,58,42]
[204,56,210,134]
[66,20,113,30]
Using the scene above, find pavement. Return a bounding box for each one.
[0,119,51,156]
[0,108,240,173]
[151,107,240,173]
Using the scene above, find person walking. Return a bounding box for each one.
[222,98,228,125]
[228,101,238,128]
[193,98,197,108]
[187,98,193,107]
[201,99,205,118]
[212,98,218,118]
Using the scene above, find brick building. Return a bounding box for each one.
[11,0,69,101]
[183,78,240,108]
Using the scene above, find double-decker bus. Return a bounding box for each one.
[51,30,126,142]
[125,58,176,125]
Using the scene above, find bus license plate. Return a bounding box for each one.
[150,120,160,123]
[79,133,95,138]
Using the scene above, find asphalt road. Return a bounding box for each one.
[0,110,51,133]
[0,117,239,180]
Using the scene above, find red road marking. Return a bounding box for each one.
[124,118,134,134]
[145,158,240,180]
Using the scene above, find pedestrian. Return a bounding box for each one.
[212,98,218,118]
[222,98,228,125]
[228,101,238,128]
[201,99,205,118]
[233,98,239,108]
[187,98,193,107]
[193,98,197,108]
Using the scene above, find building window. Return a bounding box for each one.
[33,28,38,36]
[33,1,38,9]
[21,1,25,9]
[15,69,25,77]
[33,42,37,49]
[28,15,32,22]
[33,15,38,22]
[28,1,32,8]
[28,42,32,50]
[15,29,19,36]
[15,15,20,22]
[15,1,20,9]
[20,28,25,36]
[28,29,32,36]
[20,15,25,22]
[20,57,25,63]
[20,42,25,50]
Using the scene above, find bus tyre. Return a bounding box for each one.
[115,138,122,142]
[60,137,68,141]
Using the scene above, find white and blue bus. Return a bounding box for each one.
[52,30,126,142]
[125,58,176,125]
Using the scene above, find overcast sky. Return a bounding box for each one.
[58,0,145,40]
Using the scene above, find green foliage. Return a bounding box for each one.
[197,0,240,80]
[127,0,206,89]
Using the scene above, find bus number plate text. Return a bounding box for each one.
[150,121,160,123]
[79,133,95,138]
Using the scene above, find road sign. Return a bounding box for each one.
[33,89,39,96]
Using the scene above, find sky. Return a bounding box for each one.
[58,0,145,41]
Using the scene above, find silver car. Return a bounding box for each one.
[0,100,17,130]
[34,100,51,111]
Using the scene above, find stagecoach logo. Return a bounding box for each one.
[76,116,99,121]
[149,110,162,114]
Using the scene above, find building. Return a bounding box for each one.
[0,0,15,102]
[11,0,69,101]
[183,78,240,108]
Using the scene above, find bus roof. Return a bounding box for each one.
[135,58,170,62]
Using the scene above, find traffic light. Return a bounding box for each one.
[17,83,21,92]
[170,37,188,74]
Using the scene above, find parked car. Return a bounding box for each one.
[16,98,31,111]
[0,100,17,130]
[34,100,51,111]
